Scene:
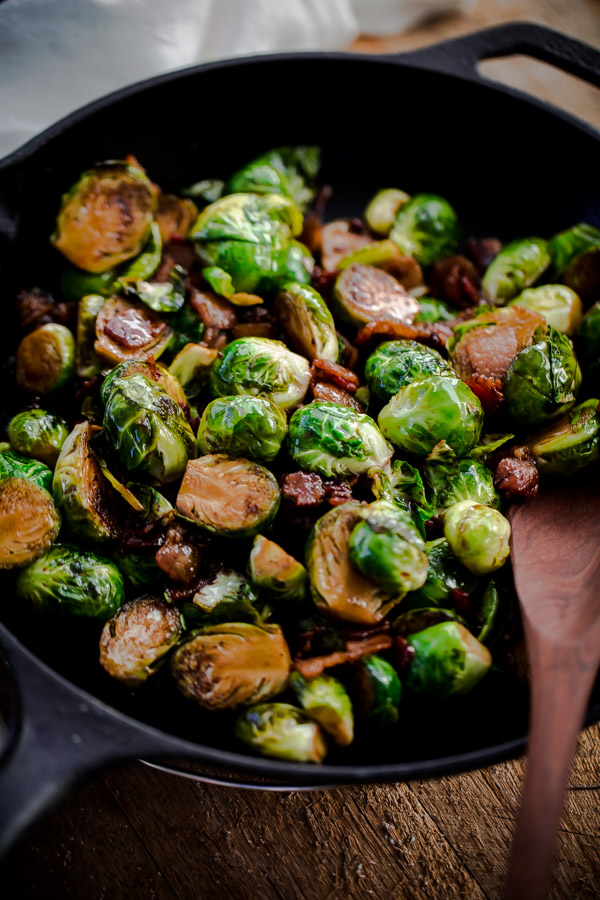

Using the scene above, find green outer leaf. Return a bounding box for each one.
[549,222,600,277]
[0,450,53,492]
[365,339,453,404]
[423,442,499,515]
[225,147,320,211]
[115,221,162,289]
[196,395,287,462]
[390,193,459,265]
[210,337,311,410]
[482,237,551,304]
[353,655,402,728]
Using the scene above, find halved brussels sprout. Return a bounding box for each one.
[526,398,600,476]
[248,535,308,602]
[16,323,75,395]
[365,188,411,236]
[196,395,287,462]
[210,337,311,410]
[225,146,320,211]
[51,160,156,273]
[95,296,173,365]
[403,538,478,610]
[169,343,218,404]
[406,621,491,698]
[171,622,290,709]
[509,285,583,336]
[389,193,460,265]
[423,441,499,515]
[155,194,198,244]
[0,449,53,492]
[352,655,402,728]
[274,282,338,363]
[234,703,327,762]
[482,237,551,305]
[76,294,105,377]
[16,544,125,621]
[188,569,265,626]
[0,478,61,568]
[289,672,353,746]
[306,502,398,625]
[8,409,69,468]
[115,221,162,290]
[103,375,194,484]
[378,375,483,458]
[336,239,416,272]
[176,454,280,538]
[53,422,119,542]
[100,596,182,687]
[364,339,453,404]
[332,264,419,330]
[414,297,455,324]
[444,500,511,576]
[100,357,186,407]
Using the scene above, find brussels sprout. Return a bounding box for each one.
[549,222,600,277]
[127,483,173,521]
[403,538,478,610]
[122,265,187,314]
[113,550,164,590]
[274,282,338,363]
[288,402,393,478]
[331,264,419,330]
[181,178,225,205]
[234,703,327,762]
[504,326,581,427]
[103,375,195,483]
[470,433,515,463]
[306,502,398,625]
[169,343,218,403]
[155,193,199,244]
[369,459,433,537]
[16,323,75,395]
[95,296,173,364]
[171,622,290,709]
[53,421,119,542]
[273,239,314,287]
[177,454,280,538]
[444,500,511,576]
[348,500,428,597]
[365,188,411,236]
[389,193,460,265]
[526,398,600,476]
[476,576,513,647]
[8,409,69,468]
[248,535,308,602]
[289,672,353,746]
[364,339,453,404]
[167,304,205,357]
[210,338,311,410]
[115,221,162,289]
[378,375,483,458]
[100,596,182,687]
[225,146,320,211]
[100,357,186,407]
[188,569,265,625]
[0,449,53,492]
[352,655,402,728]
[423,441,499,515]
[577,301,600,378]
[393,606,466,637]
[60,266,116,303]
[482,237,551,304]
[509,285,583,336]
[196,395,287,462]
[76,294,105,377]
[51,160,156,273]
[16,544,125,621]
[406,621,491,698]
[337,239,413,271]
[414,297,455,324]
[0,478,61,569]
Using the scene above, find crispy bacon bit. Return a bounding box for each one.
[465,237,503,274]
[311,266,339,300]
[313,382,364,411]
[190,288,237,331]
[293,633,393,678]
[16,288,74,331]
[155,523,202,585]
[323,478,355,506]
[464,374,505,415]
[154,244,195,282]
[104,305,164,348]
[393,635,415,674]
[430,256,481,308]
[348,217,367,235]
[494,449,539,498]
[451,588,474,620]
[299,213,323,257]
[320,220,373,271]
[355,319,453,351]
[311,358,360,393]
[280,471,326,508]
[449,306,545,382]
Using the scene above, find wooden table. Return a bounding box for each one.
[2,2,600,897]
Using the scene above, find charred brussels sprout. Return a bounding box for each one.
[365,340,453,404]
[509,285,583,336]
[8,409,69,468]
[332,264,419,330]
[16,544,125,621]
[76,294,104,378]
[527,398,600,476]
[406,621,491,698]
[482,238,551,305]
[365,188,411,236]
[100,357,186,407]
[444,501,511,576]
[404,538,478,610]
[100,596,182,687]
[51,160,156,273]
[155,193,198,244]
[196,395,287,462]
[353,655,402,727]
[225,146,320,211]
[210,338,310,410]
[234,703,327,762]
[289,402,392,478]
[171,622,290,709]
[177,455,280,538]
[16,323,75,395]
[248,535,308,602]
[274,282,338,363]
[95,296,173,365]
[289,672,353,746]
[378,375,483,458]
[0,449,53,492]
[389,193,460,265]
[0,478,60,568]
[423,441,499,515]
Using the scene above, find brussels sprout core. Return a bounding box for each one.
[100,596,182,687]
[234,703,327,762]
[406,621,492,698]
[332,264,419,330]
[16,324,75,395]
[8,409,69,468]
[444,500,511,576]
[0,478,61,569]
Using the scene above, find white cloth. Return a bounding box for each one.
[0,0,473,159]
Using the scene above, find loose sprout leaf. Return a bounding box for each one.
[122,265,186,313]
[0,449,53,492]
[7,409,69,469]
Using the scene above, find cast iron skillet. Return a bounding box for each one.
[1,21,600,858]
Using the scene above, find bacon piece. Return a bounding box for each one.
[464,374,504,415]
[451,307,545,382]
[313,382,364,411]
[393,635,416,675]
[379,255,424,291]
[293,634,393,678]
[320,220,373,271]
[299,213,322,257]
[190,288,237,331]
[323,477,356,506]
[355,319,453,352]
[430,256,481,308]
[280,471,326,508]
[155,523,202,585]
[311,266,339,301]
[464,237,503,274]
[494,448,539,498]
[311,358,360,393]
[16,288,74,331]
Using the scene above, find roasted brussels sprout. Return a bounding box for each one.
[113,550,164,591]
[51,160,156,273]
[8,409,69,468]
[115,221,162,289]
[549,222,600,278]
[100,357,186,407]
[103,375,195,483]
[234,703,327,762]
[364,340,453,404]
[288,401,393,478]
[196,395,287,463]
[181,178,224,205]
[378,375,483,458]
[364,188,411,236]
[423,441,499,515]
[526,398,600,476]
[404,538,478,610]
[156,193,199,244]
[248,535,308,601]
[336,238,415,272]
[332,264,419,330]
[482,237,551,304]
[414,297,455,324]
[449,305,545,382]
[169,343,218,404]
[210,337,311,410]
[444,500,511,576]
[177,454,280,538]
[406,621,491,698]
[225,146,320,211]
[389,193,460,265]
[353,655,402,727]
[0,478,60,569]
[122,265,186,315]
[16,544,125,621]
[171,622,290,709]
[289,672,353,746]
[100,596,182,687]
[509,285,583,336]
[76,294,105,378]
[187,569,265,626]
[369,458,433,537]
[16,323,75,395]
[95,296,173,365]
[0,449,53,492]
[274,282,338,363]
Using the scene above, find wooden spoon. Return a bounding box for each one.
[504,479,600,900]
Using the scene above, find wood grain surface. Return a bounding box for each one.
[2,1,600,897]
